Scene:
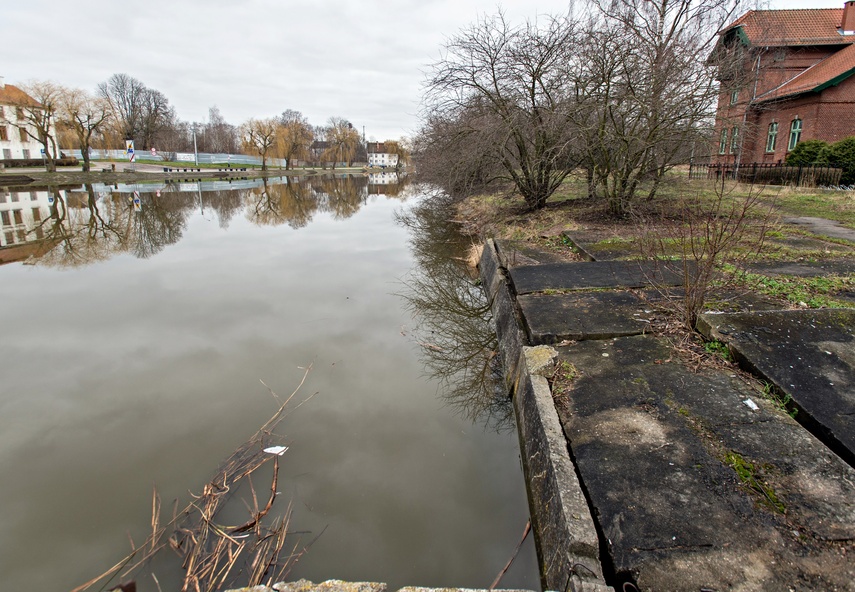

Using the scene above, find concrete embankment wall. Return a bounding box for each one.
[478,239,613,592]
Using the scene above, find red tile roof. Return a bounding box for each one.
[0,84,40,108]
[755,42,855,102]
[724,8,851,46]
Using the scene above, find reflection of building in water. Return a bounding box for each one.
[0,187,53,264]
[368,172,404,197]
[366,142,399,168]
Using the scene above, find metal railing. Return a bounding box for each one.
[689,161,842,187]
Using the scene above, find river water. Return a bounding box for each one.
[0,175,538,591]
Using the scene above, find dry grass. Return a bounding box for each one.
[72,367,316,592]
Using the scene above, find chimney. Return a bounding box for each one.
[843,1,855,34]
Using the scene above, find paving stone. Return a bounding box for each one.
[495,239,583,267]
[783,216,855,243]
[553,334,855,591]
[699,309,855,467]
[747,259,855,277]
[518,291,653,344]
[508,261,686,295]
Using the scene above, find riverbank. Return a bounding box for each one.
[461,177,855,590]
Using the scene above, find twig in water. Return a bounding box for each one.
[489,520,531,590]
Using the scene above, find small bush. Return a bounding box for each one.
[786,139,829,166]
[824,137,855,185]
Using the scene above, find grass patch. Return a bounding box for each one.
[703,340,732,361]
[758,381,798,419]
[723,451,786,514]
[731,269,855,309]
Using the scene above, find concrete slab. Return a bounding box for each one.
[495,239,585,267]
[553,335,855,590]
[518,291,653,344]
[747,259,855,277]
[783,216,855,243]
[698,309,855,467]
[508,261,686,295]
[560,231,636,261]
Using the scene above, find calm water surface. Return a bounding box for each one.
[0,175,537,591]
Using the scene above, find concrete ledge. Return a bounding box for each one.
[479,240,611,592]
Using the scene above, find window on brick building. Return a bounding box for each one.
[766,122,778,153]
[22,149,30,159]
[788,118,802,151]
[730,127,739,154]
[719,128,728,154]
[730,89,739,105]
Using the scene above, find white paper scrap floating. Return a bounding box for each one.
[743,399,760,411]
[263,446,289,456]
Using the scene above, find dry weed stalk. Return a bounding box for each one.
[636,180,777,330]
[72,366,315,592]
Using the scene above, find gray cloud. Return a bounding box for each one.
[6,0,833,140]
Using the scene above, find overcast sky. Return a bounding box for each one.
[3,0,843,141]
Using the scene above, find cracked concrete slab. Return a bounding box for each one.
[518,291,654,344]
[508,261,686,295]
[698,309,855,467]
[553,335,855,590]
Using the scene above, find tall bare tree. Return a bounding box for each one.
[574,0,746,215]
[199,106,238,154]
[57,87,112,172]
[422,12,582,210]
[323,117,360,170]
[277,110,314,170]
[240,117,279,170]
[3,80,62,171]
[98,73,174,149]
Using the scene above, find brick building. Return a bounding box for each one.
[712,2,855,165]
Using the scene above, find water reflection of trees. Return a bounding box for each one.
[397,187,514,432]
[34,185,192,266]
[23,175,411,268]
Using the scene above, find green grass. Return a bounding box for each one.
[733,269,855,309]
[704,340,732,361]
[723,451,786,513]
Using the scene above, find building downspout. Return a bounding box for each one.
[736,50,763,173]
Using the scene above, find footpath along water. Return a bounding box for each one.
[0,176,538,591]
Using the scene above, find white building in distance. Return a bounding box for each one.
[0,77,50,161]
[366,142,399,168]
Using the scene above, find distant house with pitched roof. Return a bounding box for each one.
[712,2,855,165]
[0,77,50,162]
[366,142,399,169]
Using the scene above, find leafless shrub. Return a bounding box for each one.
[636,179,777,329]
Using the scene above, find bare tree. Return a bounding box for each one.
[240,117,279,170]
[574,0,746,216]
[57,87,112,172]
[277,110,314,170]
[199,106,238,154]
[323,117,360,169]
[422,12,582,210]
[3,80,62,171]
[98,73,175,149]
